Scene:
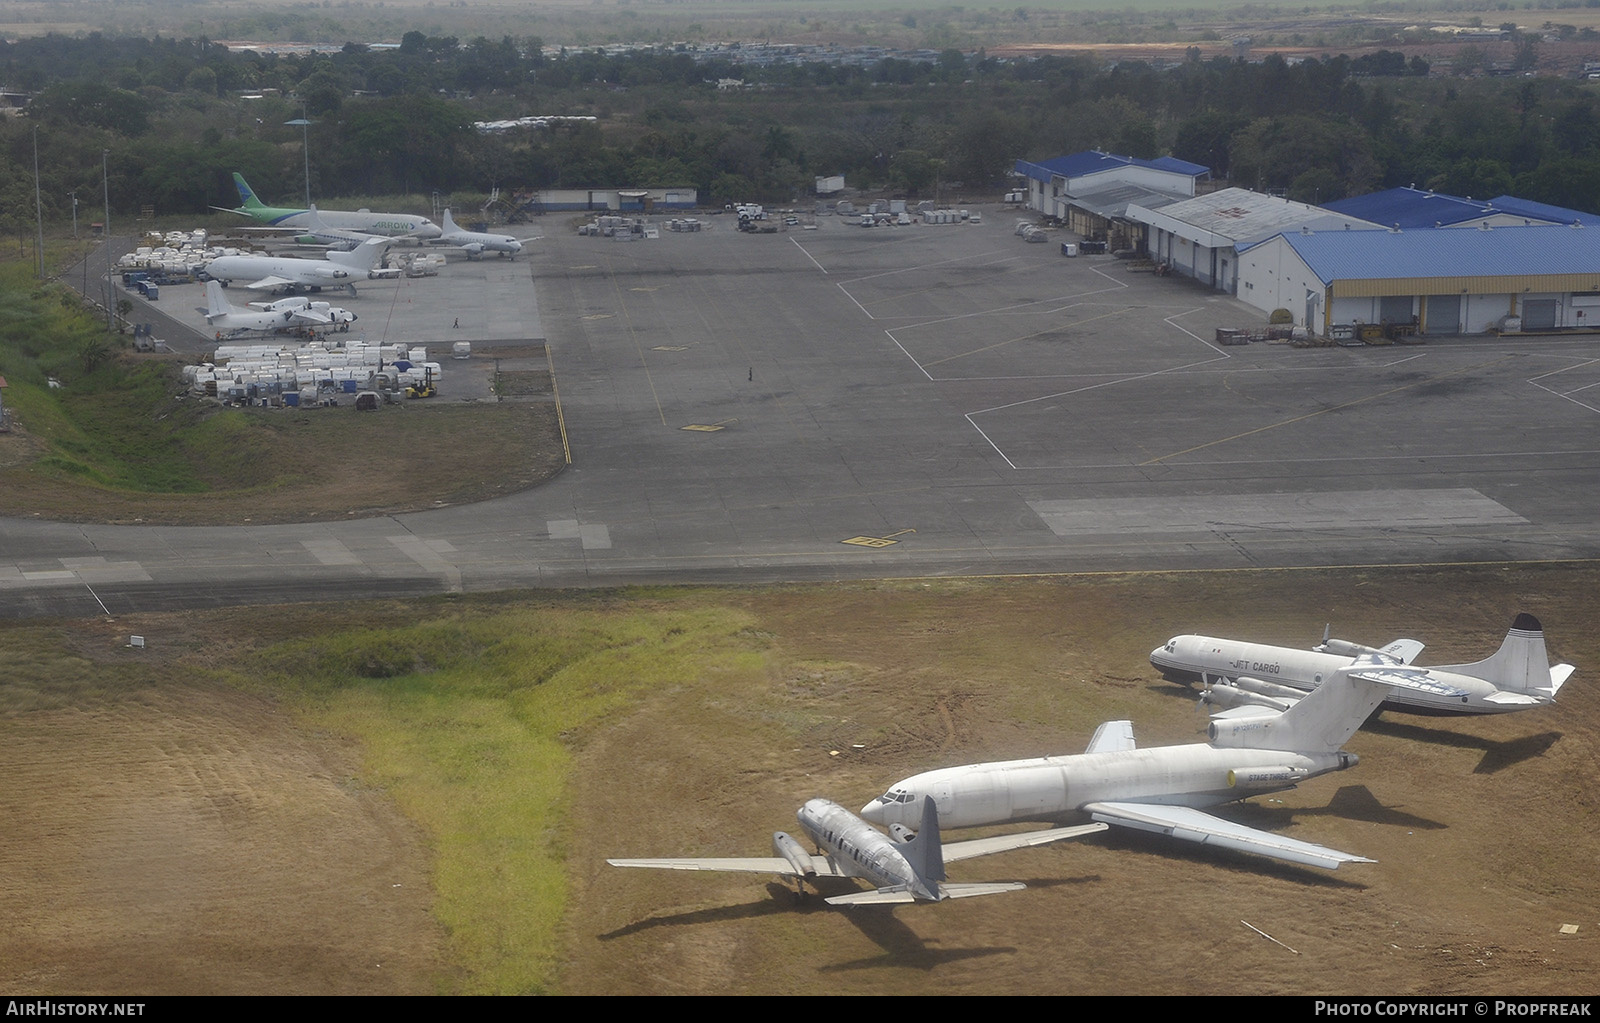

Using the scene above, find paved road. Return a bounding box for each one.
[6,212,1600,616]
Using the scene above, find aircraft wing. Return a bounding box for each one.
[606,855,846,878]
[1342,664,1469,699]
[242,275,301,291]
[1085,719,1135,754]
[941,822,1107,864]
[1084,801,1374,870]
[289,307,333,325]
[1381,639,1425,664]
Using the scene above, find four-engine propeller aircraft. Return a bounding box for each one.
[203,236,391,296]
[436,209,527,259]
[1151,613,1574,715]
[862,667,1462,870]
[608,796,1105,906]
[199,281,355,336]
[215,172,441,239]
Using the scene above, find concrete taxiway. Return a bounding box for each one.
[6,211,1600,615]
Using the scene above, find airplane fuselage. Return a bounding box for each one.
[862,744,1356,831]
[1152,635,1505,713]
[231,205,439,239]
[204,254,350,290]
[794,798,937,900]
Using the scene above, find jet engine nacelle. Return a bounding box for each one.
[1208,712,1282,747]
[1230,675,1307,702]
[1200,683,1292,713]
[461,242,486,258]
[772,831,815,876]
[1227,765,1310,790]
[1316,638,1387,658]
[888,823,916,844]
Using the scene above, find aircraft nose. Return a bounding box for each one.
[859,799,886,824]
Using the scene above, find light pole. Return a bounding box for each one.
[102,149,112,332]
[285,110,313,209]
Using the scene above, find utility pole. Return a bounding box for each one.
[32,125,44,279]
[70,190,78,239]
[102,149,113,332]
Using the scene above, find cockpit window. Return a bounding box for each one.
[878,789,914,804]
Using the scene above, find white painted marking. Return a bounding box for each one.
[387,535,462,591]
[549,520,612,549]
[1029,489,1526,537]
[303,539,361,566]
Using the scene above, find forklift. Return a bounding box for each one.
[404,366,436,399]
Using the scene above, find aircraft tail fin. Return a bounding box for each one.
[203,280,233,321]
[901,796,947,884]
[442,208,460,234]
[1428,613,1570,698]
[326,236,389,272]
[232,172,267,210]
[1209,668,1386,754]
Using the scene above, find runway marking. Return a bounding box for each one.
[548,520,612,550]
[303,539,361,566]
[0,557,151,588]
[1139,355,1514,466]
[841,528,916,548]
[387,535,462,591]
[791,237,829,274]
[1528,358,1600,415]
[651,344,689,352]
[681,418,736,431]
[1029,489,1527,537]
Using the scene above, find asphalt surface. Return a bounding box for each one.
[7,210,1600,616]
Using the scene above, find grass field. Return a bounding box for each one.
[3,565,1596,994]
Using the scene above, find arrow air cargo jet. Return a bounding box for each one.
[203,236,391,296]
[216,173,441,239]
[1152,613,1574,715]
[608,797,1104,906]
[863,667,1462,870]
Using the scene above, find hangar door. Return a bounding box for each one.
[1379,295,1413,324]
[1522,299,1558,331]
[1426,295,1460,334]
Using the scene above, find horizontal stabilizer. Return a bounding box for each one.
[1085,720,1135,754]
[606,855,844,878]
[1086,801,1374,870]
[1382,639,1425,664]
[825,888,917,906]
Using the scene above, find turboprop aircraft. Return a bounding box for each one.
[1151,613,1574,715]
[198,281,355,336]
[248,293,357,329]
[214,173,441,239]
[862,667,1462,870]
[203,236,391,296]
[608,797,1105,906]
[435,208,526,259]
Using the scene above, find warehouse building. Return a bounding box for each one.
[1322,186,1589,230]
[1014,151,1209,251]
[1126,187,1383,294]
[1235,223,1600,335]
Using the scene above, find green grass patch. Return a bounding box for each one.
[233,597,771,995]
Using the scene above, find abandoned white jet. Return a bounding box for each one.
[203,236,391,296]
[1151,613,1574,715]
[608,796,1104,906]
[862,667,1460,870]
[436,208,526,259]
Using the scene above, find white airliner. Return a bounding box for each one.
[608,796,1105,906]
[203,236,391,296]
[1151,613,1574,715]
[437,209,526,259]
[295,205,392,251]
[862,667,1461,870]
[199,281,355,336]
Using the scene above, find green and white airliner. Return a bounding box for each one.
[215,173,441,240]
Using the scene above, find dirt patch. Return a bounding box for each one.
[0,679,448,994]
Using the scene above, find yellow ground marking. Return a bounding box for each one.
[681,418,738,432]
[924,308,1125,367]
[1140,356,1512,466]
[842,528,916,547]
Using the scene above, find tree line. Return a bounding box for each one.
[3,30,1598,230]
